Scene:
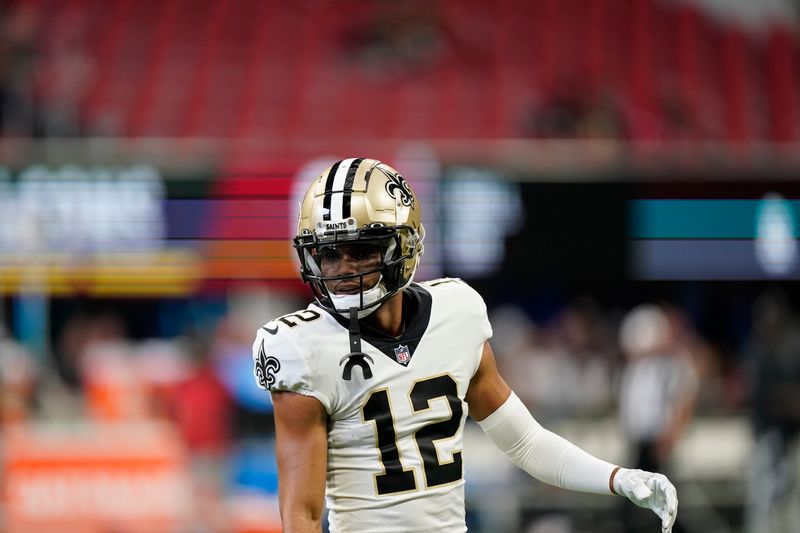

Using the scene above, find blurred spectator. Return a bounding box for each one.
[523,84,626,139]
[0,2,39,135]
[618,303,699,533]
[663,303,725,412]
[135,338,192,420]
[170,334,233,456]
[524,88,588,139]
[743,290,800,533]
[492,299,615,422]
[0,323,39,423]
[488,304,540,408]
[342,0,447,78]
[550,298,616,415]
[212,313,276,438]
[79,318,145,421]
[34,5,94,136]
[166,333,233,533]
[55,312,127,391]
[578,91,628,139]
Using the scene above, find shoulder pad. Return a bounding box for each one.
[421,278,493,341]
[421,277,481,302]
[251,307,332,412]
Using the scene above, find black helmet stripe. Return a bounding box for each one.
[322,159,342,221]
[341,157,364,219]
[324,158,360,221]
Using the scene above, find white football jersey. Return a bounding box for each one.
[252,278,492,533]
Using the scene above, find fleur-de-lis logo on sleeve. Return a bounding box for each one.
[255,340,281,390]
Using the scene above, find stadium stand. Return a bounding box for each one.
[2,0,798,141]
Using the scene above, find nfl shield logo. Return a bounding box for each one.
[393,344,411,365]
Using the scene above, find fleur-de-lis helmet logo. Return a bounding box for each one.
[255,340,281,390]
[384,171,414,208]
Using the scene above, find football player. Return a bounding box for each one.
[253,158,678,533]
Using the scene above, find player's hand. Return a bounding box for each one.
[614,468,678,533]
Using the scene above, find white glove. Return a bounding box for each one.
[613,468,678,533]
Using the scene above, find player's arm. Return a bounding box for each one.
[272,390,328,533]
[466,342,678,533]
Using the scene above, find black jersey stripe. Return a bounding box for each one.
[341,157,364,218]
[322,160,342,221]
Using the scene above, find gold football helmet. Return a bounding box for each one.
[294,158,425,314]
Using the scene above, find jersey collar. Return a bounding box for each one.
[327,283,432,367]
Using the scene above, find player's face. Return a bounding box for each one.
[317,243,382,294]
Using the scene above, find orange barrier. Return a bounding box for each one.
[1,421,193,533]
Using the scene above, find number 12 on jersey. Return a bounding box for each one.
[361,374,463,495]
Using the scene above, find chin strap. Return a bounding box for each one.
[339,307,374,380]
[348,306,363,355]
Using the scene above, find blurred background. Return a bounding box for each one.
[1,0,799,532]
